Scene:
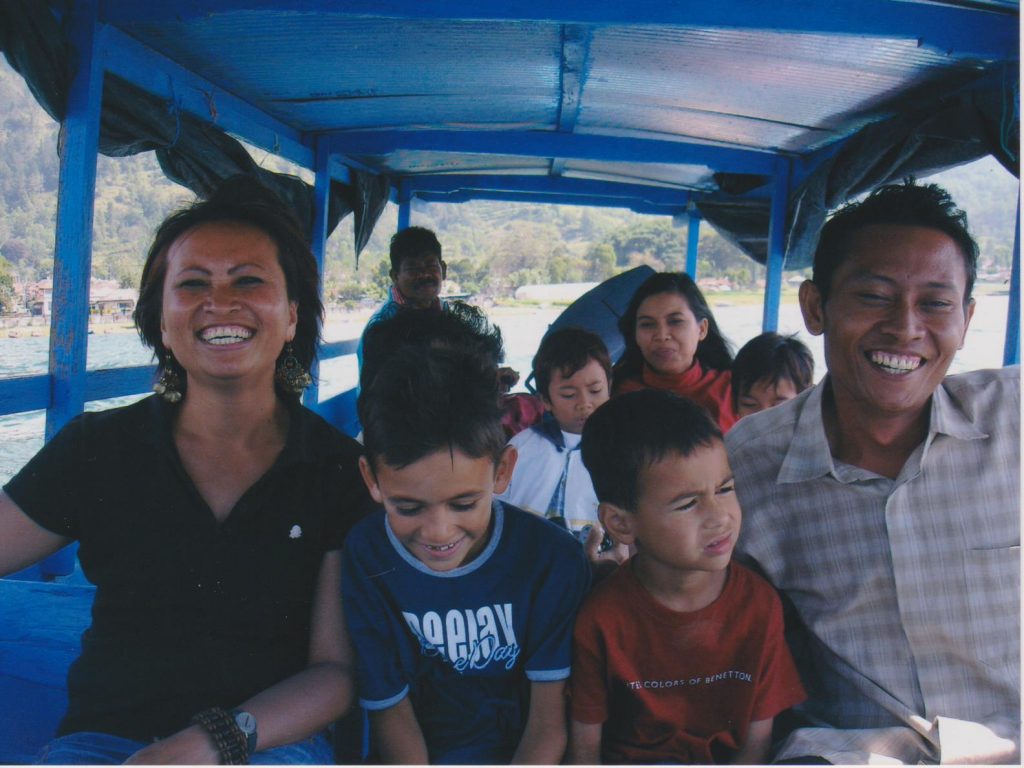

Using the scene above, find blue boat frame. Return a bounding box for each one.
[0,1,1018,761]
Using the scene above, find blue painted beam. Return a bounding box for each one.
[0,349,362,420]
[413,189,685,216]
[325,130,780,177]
[101,1,1017,60]
[0,367,157,419]
[0,375,49,417]
[320,339,360,360]
[686,211,701,277]
[397,180,412,230]
[84,365,157,402]
[101,26,313,170]
[761,166,789,332]
[47,1,103,442]
[551,23,591,178]
[1004,193,1020,366]
[305,140,332,408]
[556,25,589,132]
[407,174,693,206]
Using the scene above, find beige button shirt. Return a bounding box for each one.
[726,366,1020,764]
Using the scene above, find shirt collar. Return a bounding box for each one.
[776,379,835,484]
[776,374,989,485]
[928,377,989,442]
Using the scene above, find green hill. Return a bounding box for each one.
[0,58,1016,313]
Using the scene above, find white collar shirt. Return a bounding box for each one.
[726,366,1020,764]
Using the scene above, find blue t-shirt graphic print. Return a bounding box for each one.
[342,501,589,763]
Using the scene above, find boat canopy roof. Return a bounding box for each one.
[1,0,1018,269]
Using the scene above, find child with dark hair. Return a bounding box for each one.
[499,328,611,541]
[731,332,814,418]
[613,272,738,433]
[570,389,804,764]
[343,345,590,764]
[359,300,505,393]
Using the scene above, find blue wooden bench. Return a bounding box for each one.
[0,576,370,763]
[0,578,94,764]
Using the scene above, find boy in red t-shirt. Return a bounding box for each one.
[571,389,805,764]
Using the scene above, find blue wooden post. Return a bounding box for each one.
[686,210,701,277]
[40,0,104,579]
[1003,192,1020,366]
[761,167,789,332]
[397,196,411,232]
[306,140,332,408]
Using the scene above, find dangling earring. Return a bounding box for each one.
[275,343,312,394]
[154,353,183,403]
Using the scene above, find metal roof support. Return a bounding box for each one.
[104,1,1017,60]
[761,164,790,332]
[1003,192,1020,366]
[306,140,332,408]
[686,210,701,277]
[324,130,778,177]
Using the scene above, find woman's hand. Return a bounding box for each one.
[123,725,219,765]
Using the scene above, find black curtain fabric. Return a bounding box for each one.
[699,63,1019,269]
[0,0,392,261]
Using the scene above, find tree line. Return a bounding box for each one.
[0,60,1016,315]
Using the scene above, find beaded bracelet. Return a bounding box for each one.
[190,707,250,764]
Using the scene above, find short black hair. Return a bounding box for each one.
[359,301,504,393]
[532,327,612,401]
[389,226,442,272]
[813,179,978,305]
[731,332,814,410]
[359,344,507,471]
[614,272,733,380]
[134,174,322,400]
[581,389,721,511]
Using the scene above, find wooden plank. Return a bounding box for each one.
[0,579,94,764]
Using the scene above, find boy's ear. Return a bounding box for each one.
[357,455,384,504]
[492,445,517,494]
[598,502,636,546]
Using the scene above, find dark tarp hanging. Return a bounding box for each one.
[698,63,1020,270]
[0,0,1016,270]
[0,0,390,262]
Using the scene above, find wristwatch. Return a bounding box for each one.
[231,709,258,756]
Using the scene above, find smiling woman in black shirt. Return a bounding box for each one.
[0,176,373,764]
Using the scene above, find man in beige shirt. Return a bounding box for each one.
[727,180,1019,764]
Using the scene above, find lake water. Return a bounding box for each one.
[0,291,1013,483]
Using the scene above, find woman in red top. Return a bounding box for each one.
[613,272,737,432]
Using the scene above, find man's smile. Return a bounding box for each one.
[867,350,924,374]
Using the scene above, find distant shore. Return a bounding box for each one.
[0,280,1006,341]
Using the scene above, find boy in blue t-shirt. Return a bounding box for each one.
[342,344,590,764]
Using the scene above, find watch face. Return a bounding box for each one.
[235,711,256,734]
